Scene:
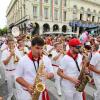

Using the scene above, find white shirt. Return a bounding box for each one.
[59,54,82,90]
[90,52,100,79]
[1,48,22,70]
[46,45,53,52]
[0,43,8,51]
[19,47,29,57]
[51,50,64,66]
[25,41,31,48]
[98,45,100,51]
[15,55,54,87]
[66,44,70,52]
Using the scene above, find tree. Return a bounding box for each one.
[0,27,7,36]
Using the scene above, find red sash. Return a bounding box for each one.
[42,89,50,100]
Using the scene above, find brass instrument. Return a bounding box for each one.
[13,54,19,64]
[26,34,32,40]
[75,47,91,92]
[75,66,91,92]
[10,49,19,64]
[32,58,45,100]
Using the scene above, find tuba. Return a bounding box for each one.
[75,48,91,92]
[12,26,20,37]
[32,58,45,100]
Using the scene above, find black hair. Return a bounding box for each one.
[31,36,44,46]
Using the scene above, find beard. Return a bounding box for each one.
[74,49,80,54]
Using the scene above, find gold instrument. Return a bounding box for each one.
[75,66,91,92]
[26,34,32,40]
[75,47,91,92]
[10,49,19,64]
[13,54,19,64]
[32,58,45,100]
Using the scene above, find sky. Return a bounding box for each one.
[0,0,11,29]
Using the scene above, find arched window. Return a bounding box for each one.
[80,7,84,20]
[73,5,78,20]
[87,8,91,21]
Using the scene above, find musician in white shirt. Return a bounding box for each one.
[57,38,83,100]
[1,38,21,100]
[89,50,100,100]
[51,42,64,96]
[17,38,29,56]
[15,37,54,100]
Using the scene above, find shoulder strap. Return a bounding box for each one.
[74,60,80,72]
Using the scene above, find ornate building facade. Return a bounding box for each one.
[6,0,100,34]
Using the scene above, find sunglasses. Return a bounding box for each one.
[74,46,81,49]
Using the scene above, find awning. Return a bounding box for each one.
[69,21,99,28]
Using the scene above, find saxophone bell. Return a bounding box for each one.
[36,82,45,93]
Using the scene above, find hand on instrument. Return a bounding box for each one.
[70,77,80,85]
[27,84,33,95]
[59,49,64,54]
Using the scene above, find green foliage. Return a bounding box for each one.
[0,27,7,36]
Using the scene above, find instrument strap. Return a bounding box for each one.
[32,60,39,73]
[74,60,80,72]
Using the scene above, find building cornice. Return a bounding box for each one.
[83,0,100,6]
[6,0,18,17]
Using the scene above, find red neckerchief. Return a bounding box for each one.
[28,51,50,100]
[28,51,40,61]
[67,50,78,60]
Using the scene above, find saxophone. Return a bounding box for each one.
[32,58,45,100]
[75,49,91,92]
[75,66,91,92]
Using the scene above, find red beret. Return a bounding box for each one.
[69,38,81,46]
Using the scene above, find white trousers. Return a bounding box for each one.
[94,77,100,100]
[62,86,82,100]
[6,70,16,100]
[53,66,62,95]
[17,87,42,100]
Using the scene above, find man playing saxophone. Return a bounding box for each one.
[15,36,54,100]
[57,38,83,100]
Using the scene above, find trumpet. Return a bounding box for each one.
[26,34,32,40]
[10,49,19,64]
[13,54,19,64]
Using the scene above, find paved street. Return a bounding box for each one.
[0,78,96,100]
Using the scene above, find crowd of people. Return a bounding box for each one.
[0,31,100,100]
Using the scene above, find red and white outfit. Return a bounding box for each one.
[59,52,83,100]
[15,51,54,100]
[51,50,63,96]
[90,52,100,100]
[1,47,22,100]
